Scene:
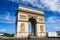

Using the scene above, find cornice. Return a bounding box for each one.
[15,5,44,16]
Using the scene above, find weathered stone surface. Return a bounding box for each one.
[15,5,46,38]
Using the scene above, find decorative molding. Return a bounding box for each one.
[18,5,44,15]
[20,15,26,19]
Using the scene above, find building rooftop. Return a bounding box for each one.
[0,32,4,35]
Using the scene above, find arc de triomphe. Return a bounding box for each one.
[15,5,46,38]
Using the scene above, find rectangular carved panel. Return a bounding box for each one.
[40,25,44,32]
[20,23,25,32]
[20,15,26,19]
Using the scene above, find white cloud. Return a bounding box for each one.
[46,16,60,23]
[40,0,60,12]
[23,0,39,6]
[0,12,15,24]
[23,0,60,12]
[5,12,10,21]
[0,29,6,32]
[45,16,60,32]
[9,0,20,3]
[46,16,56,23]
[54,26,60,30]
[9,0,60,12]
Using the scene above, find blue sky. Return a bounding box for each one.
[0,0,60,33]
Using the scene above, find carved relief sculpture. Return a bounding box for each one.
[20,23,25,33]
[40,25,44,32]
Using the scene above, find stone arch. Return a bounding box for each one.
[15,5,46,38]
[28,17,37,36]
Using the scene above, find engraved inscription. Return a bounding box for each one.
[20,23,25,32]
[20,15,26,19]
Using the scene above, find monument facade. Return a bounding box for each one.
[15,5,46,38]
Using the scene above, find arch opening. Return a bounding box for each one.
[28,18,37,37]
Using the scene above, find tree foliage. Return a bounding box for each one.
[4,33,14,37]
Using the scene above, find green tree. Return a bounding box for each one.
[4,33,14,37]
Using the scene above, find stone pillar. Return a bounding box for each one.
[36,24,46,37]
[36,16,46,37]
[16,21,28,38]
[16,11,28,38]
